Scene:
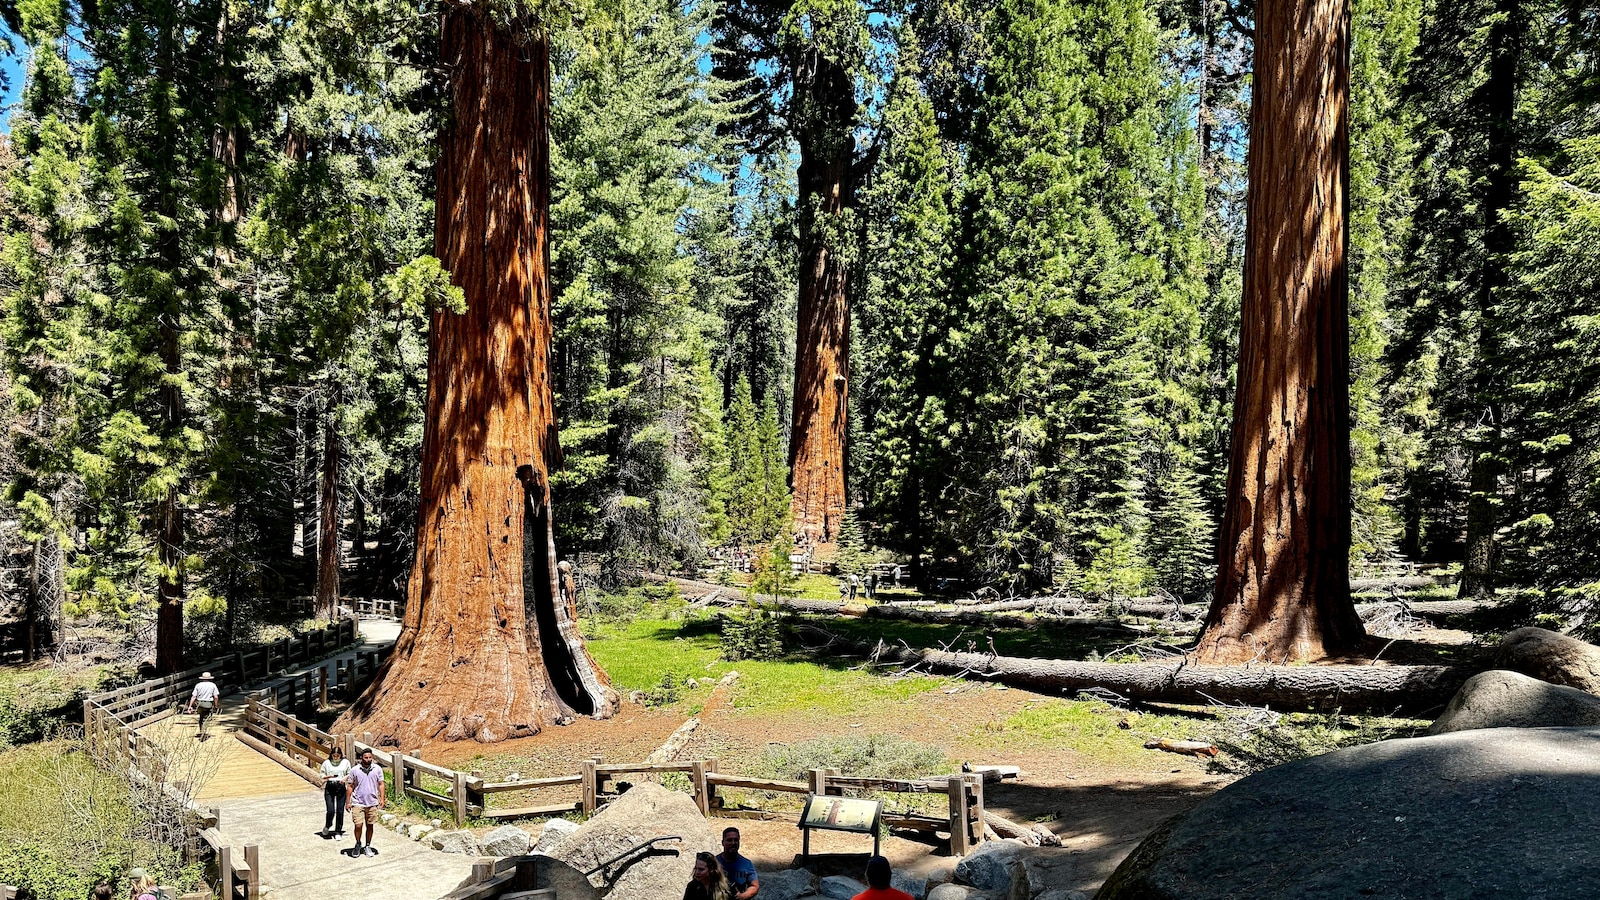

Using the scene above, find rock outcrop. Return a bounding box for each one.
[1097,726,1600,899]
[481,824,532,857]
[1428,669,1600,734]
[546,782,720,900]
[1495,627,1600,694]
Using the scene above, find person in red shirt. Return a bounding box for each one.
[852,856,913,900]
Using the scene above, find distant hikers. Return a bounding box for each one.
[347,748,386,857]
[186,673,220,739]
[320,745,351,838]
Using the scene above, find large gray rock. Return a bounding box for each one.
[893,872,928,899]
[956,841,1025,892]
[1428,669,1600,734]
[428,829,480,855]
[533,817,582,853]
[820,875,868,899]
[1004,848,1091,900]
[928,886,973,900]
[1497,627,1600,694]
[1097,726,1600,899]
[481,824,532,857]
[546,782,720,900]
[758,868,818,900]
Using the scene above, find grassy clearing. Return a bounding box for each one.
[0,666,116,748]
[970,699,1209,763]
[585,614,956,717]
[0,741,203,900]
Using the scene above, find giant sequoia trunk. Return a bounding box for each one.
[1194,0,1365,664]
[338,8,615,746]
[788,49,856,545]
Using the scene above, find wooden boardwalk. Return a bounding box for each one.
[139,621,401,802]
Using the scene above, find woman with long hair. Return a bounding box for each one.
[683,850,730,900]
[319,745,351,837]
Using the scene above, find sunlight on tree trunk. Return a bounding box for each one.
[1194,0,1366,664]
[337,6,615,745]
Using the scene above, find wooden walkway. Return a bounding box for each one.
[139,621,401,802]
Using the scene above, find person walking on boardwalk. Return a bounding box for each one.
[716,826,760,900]
[319,745,351,838]
[186,673,221,739]
[851,857,913,900]
[346,748,386,857]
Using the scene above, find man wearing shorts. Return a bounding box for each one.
[347,749,386,857]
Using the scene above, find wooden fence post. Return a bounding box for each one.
[343,733,356,762]
[966,774,985,846]
[392,750,406,802]
[581,760,597,815]
[691,760,709,816]
[947,776,970,857]
[809,768,828,797]
[218,844,234,900]
[453,770,469,825]
[318,668,328,708]
[705,757,719,811]
[244,845,260,900]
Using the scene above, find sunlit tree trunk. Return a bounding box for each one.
[1194,0,1366,664]
[789,49,855,545]
[338,6,615,745]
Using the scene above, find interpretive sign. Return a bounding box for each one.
[798,795,883,857]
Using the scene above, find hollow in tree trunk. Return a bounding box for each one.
[336,8,615,746]
[1193,0,1365,664]
[789,48,856,546]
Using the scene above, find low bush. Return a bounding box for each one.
[750,733,948,782]
[0,741,204,900]
[719,608,783,661]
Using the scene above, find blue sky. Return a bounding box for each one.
[1,25,22,129]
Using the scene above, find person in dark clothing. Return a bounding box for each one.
[683,851,730,900]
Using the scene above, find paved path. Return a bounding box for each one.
[141,621,477,900]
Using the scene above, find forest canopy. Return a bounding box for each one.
[0,0,1597,663]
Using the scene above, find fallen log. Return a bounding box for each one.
[1349,575,1437,593]
[819,632,1475,714]
[645,716,700,764]
[983,811,1060,846]
[1144,738,1219,758]
[1355,599,1487,620]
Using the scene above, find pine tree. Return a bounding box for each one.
[856,39,959,569]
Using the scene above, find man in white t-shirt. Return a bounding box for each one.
[187,673,221,739]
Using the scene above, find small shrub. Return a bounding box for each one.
[639,672,685,707]
[719,608,783,661]
[751,734,948,782]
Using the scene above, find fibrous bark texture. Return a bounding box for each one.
[1194,0,1365,664]
[788,49,855,545]
[338,9,615,746]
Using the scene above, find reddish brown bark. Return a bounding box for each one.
[337,8,615,745]
[1193,0,1365,664]
[789,49,856,545]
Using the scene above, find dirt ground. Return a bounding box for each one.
[425,677,1233,893]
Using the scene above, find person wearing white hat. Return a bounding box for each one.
[187,672,221,739]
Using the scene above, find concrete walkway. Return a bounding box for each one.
[142,621,478,900]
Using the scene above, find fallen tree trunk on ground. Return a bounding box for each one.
[807,630,1477,714]
[1349,575,1438,593]
[1354,599,1486,619]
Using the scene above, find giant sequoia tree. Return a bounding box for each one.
[1194,0,1366,663]
[339,2,615,746]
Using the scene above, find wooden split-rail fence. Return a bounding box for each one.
[79,617,360,900]
[239,692,991,855]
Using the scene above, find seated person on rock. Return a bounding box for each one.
[853,856,913,900]
[685,850,730,900]
[717,826,760,900]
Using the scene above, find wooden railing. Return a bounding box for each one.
[352,596,404,620]
[78,617,358,900]
[239,692,988,852]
